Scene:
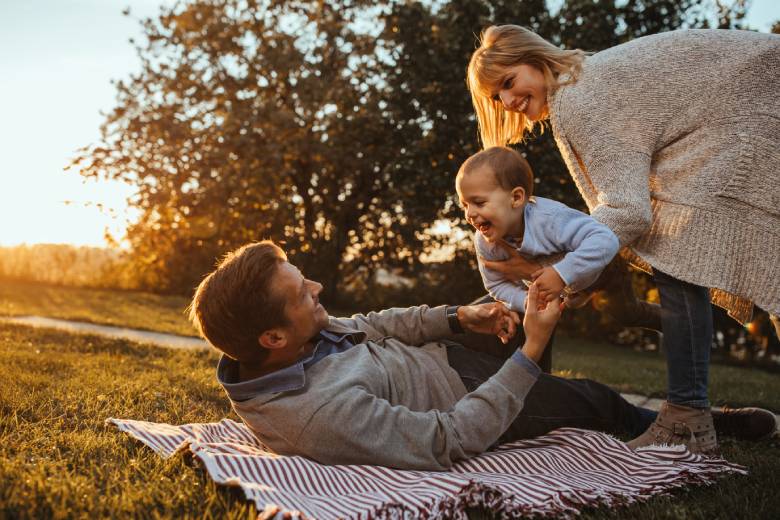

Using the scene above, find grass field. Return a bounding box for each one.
[553,334,780,412]
[0,278,196,337]
[3,278,778,411]
[2,321,779,518]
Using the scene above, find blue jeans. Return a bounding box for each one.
[445,344,656,442]
[653,269,713,408]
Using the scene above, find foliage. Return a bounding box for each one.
[71,0,721,300]
[69,0,778,355]
[2,322,779,518]
[71,0,436,299]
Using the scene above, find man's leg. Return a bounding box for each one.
[501,374,657,441]
[461,294,553,372]
[593,255,662,331]
[445,344,654,441]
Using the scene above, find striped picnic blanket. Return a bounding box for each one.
[107,418,746,519]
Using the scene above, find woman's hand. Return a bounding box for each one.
[479,239,542,282]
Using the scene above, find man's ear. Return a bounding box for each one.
[511,187,527,208]
[258,329,288,350]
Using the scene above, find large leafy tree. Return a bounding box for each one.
[74,0,711,303]
[74,0,431,298]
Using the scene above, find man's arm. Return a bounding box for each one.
[337,305,452,346]
[297,286,559,470]
[339,299,520,347]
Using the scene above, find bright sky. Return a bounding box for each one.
[0,0,777,248]
[0,0,173,247]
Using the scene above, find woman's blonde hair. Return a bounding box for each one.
[467,25,586,148]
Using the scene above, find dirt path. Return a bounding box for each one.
[0,315,208,350]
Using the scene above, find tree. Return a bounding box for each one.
[73,0,432,299]
[73,0,711,303]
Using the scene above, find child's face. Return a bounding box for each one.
[489,63,548,122]
[456,166,526,243]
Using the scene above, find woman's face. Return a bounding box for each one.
[491,64,548,121]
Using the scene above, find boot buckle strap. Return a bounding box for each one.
[671,423,690,437]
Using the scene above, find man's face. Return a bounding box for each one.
[272,261,330,349]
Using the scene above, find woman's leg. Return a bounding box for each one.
[653,269,712,408]
[627,268,717,453]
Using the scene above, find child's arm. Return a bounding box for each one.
[475,234,528,313]
[549,207,620,294]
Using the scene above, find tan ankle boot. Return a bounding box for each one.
[627,402,718,455]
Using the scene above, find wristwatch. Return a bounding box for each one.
[446,305,464,334]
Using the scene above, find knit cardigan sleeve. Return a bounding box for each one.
[550,77,657,247]
[585,152,654,246]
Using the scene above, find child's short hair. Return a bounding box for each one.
[457,146,534,196]
[188,240,288,361]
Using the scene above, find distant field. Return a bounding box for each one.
[2,322,779,519]
[0,278,196,337]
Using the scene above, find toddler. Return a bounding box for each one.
[456,146,619,312]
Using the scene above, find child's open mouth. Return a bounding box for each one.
[477,221,492,234]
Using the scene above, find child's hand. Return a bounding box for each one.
[531,266,566,303]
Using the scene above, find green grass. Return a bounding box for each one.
[2,278,778,411]
[2,322,779,519]
[0,322,253,518]
[553,334,780,412]
[0,278,197,337]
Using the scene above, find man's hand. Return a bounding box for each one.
[457,302,521,344]
[521,284,562,362]
[479,239,542,283]
[530,266,566,303]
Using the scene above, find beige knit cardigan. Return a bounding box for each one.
[547,29,780,322]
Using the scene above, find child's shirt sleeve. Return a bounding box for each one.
[550,206,620,292]
[474,233,528,312]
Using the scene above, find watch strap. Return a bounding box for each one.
[446,305,464,334]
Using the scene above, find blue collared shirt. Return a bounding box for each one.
[217,329,355,401]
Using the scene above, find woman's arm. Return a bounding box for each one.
[479,238,542,284]
[585,151,654,246]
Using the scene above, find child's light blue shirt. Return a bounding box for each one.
[475,196,619,312]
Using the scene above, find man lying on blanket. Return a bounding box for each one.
[188,241,775,471]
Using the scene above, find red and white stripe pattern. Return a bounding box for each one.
[106,418,746,519]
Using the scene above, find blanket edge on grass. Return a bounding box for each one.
[106,418,747,519]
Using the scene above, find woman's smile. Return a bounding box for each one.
[493,64,548,121]
[511,95,530,113]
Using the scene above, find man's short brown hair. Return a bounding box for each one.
[457,146,534,196]
[189,241,288,361]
